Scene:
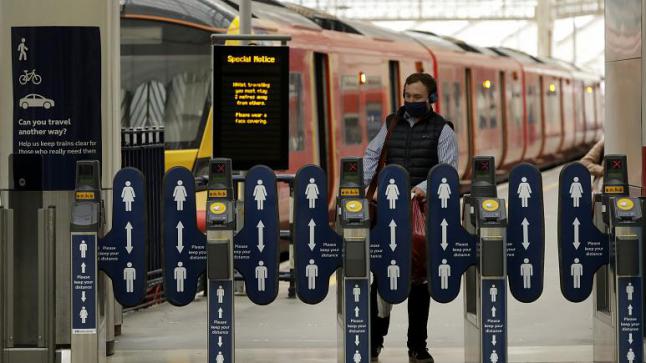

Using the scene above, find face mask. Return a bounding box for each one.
[404,101,428,118]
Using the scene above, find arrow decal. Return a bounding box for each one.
[441,219,448,251]
[308,219,316,251]
[521,218,530,250]
[125,221,134,253]
[573,218,581,250]
[389,219,397,251]
[257,220,265,252]
[176,221,184,253]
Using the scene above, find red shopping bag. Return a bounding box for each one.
[411,197,427,283]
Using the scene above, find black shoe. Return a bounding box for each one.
[371,345,382,362]
[408,348,434,363]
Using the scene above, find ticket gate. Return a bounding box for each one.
[558,155,643,363]
[69,161,147,363]
[427,157,545,363]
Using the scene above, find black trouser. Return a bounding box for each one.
[370,280,431,352]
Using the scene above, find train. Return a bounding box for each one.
[120,0,602,244]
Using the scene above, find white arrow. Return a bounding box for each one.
[629,333,634,344]
[81,291,87,302]
[521,218,530,250]
[441,219,449,251]
[125,222,134,253]
[628,305,633,316]
[573,218,581,250]
[176,221,184,253]
[355,335,360,346]
[354,306,360,318]
[257,220,265,252]
[308,219,316,251]
[491,306,496,318]
[81,262,86,274]
[218,307,223,319]
[218,336,223,347]
[389,220,397,251]
[492,334,497,346]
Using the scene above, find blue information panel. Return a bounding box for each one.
[209,280,234,363]
[11,27,101,191]
[344,279,369,363]
[163,167,207,306]
[293,165,342,304]
[506,164,544,303]
[618,277,643,363]
[234,166,279,305]
[426,164,477,303]
[71,233,97,334]
[557,163,608,302]
[98,168,147,307]
[370,165,411,304]
[482,278,507,363]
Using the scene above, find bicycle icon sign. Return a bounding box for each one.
[19,69,42,85]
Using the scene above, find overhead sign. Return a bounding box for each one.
[370,165,411,304]
[233,165,279,305]
[293,165,342,304]
[506,164,544,303]
[71,232,97,334]
[98,168,147,307]
[163,167,207,306]
[557,163,608,302]
[11,27,101,190]
[426,164,477,303]
[212,45,289,170]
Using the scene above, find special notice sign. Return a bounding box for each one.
[212,45,289,170]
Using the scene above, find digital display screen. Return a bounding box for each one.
[211,162,227,182]
[474,159,493,180]
[77,163,97,187]
[342,160,361,185]
[605,158,626,182]
[212,46,289,170]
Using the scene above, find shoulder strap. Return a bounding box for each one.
[367,115,400,201]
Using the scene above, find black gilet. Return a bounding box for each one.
[385,107,450,187]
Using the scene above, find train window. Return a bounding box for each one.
[366,102,382,141]
[477,81,497,129]
[545,81,560,126]
[526,84,539,125]
[343,115,362,144]
[440,80,463,132]
[510,82,523,126]
[289,73,305,151]
[121,20,211,150]
[584,85,595,124]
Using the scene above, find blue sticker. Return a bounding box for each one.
[426,164,477,303]
[11,27,102,191]
[98,168,147,307]
[163,167,207,306]
[233,166,279,305]
[506,164,544,303]
[557,163,608,302]
[344,279,369,363]
[71,233,97,334]
[618,277,643,363]
[209,280,234,363]
[293,165,342,304]
[482,278,507,363]
[370,165,411,304]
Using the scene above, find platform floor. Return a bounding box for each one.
[108,166,597,363]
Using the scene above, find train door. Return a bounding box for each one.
[498,70,509,167]
[313,52,331,180]
[388,60,401,113]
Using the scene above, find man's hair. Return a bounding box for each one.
[404,73,437,96]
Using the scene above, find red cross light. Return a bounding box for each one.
[216,163,225,173]
[611,160,622,169]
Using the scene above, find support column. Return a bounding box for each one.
[536,0,553,58]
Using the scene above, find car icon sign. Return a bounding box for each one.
[19,94,55,110]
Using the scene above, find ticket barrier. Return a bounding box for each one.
[558,155,643,363]
[69,161,147,363]
[292,157,411,363]
[427,157,545,363]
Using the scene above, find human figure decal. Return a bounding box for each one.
[439,259,451,290]
[571,258,583,288]
[305,178,319,209]
[17,38,28,61]
[121,181,136,212]
[79,240,87,258]
[123,262,136,293]
[255,261,268,291]
[173,180,187,211]
[387,260,400,291]
[385,178,400,210]
[520,258,533,289]
[569,177,583,208]
[437,178,451,208]
[174,262,187,292]
[306,259,318,290]
[517,177,532,208]
[253,180,267,210]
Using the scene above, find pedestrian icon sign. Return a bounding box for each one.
[17,38,28,61]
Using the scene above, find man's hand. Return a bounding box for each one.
[412,187,426,201]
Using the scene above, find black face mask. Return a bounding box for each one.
[404,101,429,118]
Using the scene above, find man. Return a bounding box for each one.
[364,73,458,363]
